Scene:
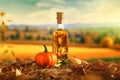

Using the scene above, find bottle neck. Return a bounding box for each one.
[56,12,64,30]
[57,24,64,29]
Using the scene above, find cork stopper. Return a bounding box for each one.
[56,12,64,24]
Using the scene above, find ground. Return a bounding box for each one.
[0,42,120,80]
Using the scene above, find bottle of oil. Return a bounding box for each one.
[53,12,68,65]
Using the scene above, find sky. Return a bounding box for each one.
[0,0,120,25]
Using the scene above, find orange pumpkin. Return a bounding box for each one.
[35,45,57,67]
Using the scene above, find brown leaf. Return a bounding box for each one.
[11,51,15,57]
[0,12,5,16]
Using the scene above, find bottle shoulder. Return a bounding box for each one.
[53,29,68,34]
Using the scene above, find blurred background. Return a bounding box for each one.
[0,0,120,62]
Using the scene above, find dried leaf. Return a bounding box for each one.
[0,68,1,73]
[16,58,20,61]
[0,12,5,16]
[2,49,8,54]
[16,69,22,77]
[11,51,15,57]
[12,67,15,72]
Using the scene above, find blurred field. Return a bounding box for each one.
[0,43,120,61]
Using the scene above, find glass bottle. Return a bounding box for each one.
[53,12,68,65]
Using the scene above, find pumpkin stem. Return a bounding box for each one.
[43,44,48,52]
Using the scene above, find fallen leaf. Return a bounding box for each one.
[16,69,22,77]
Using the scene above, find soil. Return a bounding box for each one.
[0,43,120,80]
[0,58,120,80]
